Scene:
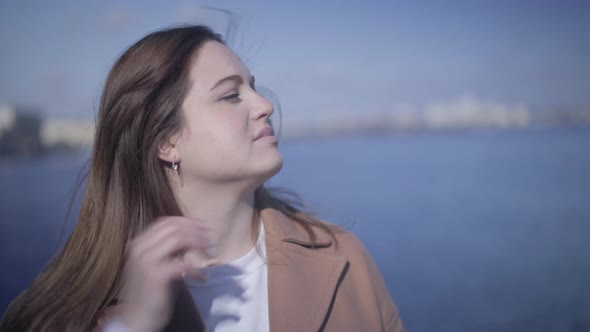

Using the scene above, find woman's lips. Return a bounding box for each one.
[255,135,278,143]
[254,126,276,142]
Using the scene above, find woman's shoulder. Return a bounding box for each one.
[263,208,405,331]
[317,221,379,267]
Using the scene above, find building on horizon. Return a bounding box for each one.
[0,103,95,157]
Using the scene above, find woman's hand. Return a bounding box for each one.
[118,217,217,332]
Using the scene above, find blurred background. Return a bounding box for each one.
[1,1,589,331]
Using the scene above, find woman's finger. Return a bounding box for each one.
[138,227,216,265]
[131,217,214,257]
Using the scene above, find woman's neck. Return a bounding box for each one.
[174,181,258,265]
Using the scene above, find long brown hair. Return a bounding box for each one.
[0,25,334,331]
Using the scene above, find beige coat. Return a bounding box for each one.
[96,208,405,331]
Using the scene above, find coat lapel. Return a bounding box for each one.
[262,208,349,331]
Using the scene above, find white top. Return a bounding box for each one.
[184,223,269,332]
[103,224,269,332]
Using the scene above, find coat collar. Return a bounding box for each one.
[260,207,334,248]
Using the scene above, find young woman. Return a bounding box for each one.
[0,25,405,332]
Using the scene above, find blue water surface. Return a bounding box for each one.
[1,128,589,331]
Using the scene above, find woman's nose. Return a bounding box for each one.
[251,93,274,120]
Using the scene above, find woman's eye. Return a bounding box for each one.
[221,93,241,103]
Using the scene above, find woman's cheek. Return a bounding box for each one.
[218,113,249,142]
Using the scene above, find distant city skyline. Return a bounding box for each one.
[1,0,589,125]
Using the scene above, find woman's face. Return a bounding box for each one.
[171,41,283,188]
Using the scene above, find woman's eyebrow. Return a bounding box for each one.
[209,74,255,92]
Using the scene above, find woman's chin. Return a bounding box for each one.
[251,156,283,186]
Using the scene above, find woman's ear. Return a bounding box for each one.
[158,135,180,163]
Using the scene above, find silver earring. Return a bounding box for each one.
[171,161,179,174]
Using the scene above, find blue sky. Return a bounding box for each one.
[1,0,589,124]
